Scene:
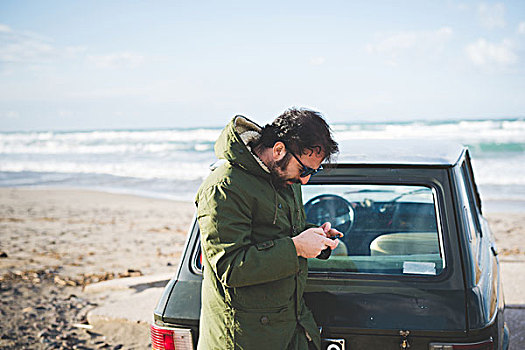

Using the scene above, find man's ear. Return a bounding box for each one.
[272,141,286,161]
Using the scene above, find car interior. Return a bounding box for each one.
[304,184,444,276]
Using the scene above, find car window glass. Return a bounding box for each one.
[194,244,203,272]
[458,166,481,268]
[461,162,482,232]
[303,184,445,276]
[464,152,483,214]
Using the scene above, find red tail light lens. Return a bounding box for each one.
[430,337,493,350]
[151,325,175,350]
[151,324,193,350]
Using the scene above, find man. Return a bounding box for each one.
[195,108,340,350]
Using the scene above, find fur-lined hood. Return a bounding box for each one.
[214,115,270,177]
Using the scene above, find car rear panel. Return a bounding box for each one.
[321,329,498,350]
[304,276,468,348]
[305,286,466,331]
[160,280,201,325]
[153,219,201,342]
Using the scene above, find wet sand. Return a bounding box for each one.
[0,188,523,349]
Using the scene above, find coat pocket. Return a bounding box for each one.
[231,306,296,350]
[230,275,296,310]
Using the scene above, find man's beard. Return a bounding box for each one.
[269,153,300,189]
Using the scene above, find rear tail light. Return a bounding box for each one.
[430,337,493,350]
[151,324,193,350]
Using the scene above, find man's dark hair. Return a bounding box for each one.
[252,107,339,164]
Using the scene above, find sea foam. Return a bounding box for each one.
[1,118,524,202]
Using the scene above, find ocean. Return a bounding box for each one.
[1,118,524,212]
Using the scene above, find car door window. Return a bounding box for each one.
[303,184,445,276]
[458,163,481,270]
[461,161,482,232]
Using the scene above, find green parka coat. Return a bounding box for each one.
[195,116,321,350]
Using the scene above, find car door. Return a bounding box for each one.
[456,155,506,349]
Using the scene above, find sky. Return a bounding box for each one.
[1,0,524,131]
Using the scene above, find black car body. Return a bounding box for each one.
[152,140,510,350]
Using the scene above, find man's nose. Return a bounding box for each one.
[299,175,311,185]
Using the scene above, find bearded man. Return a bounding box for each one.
[195,108,340,350]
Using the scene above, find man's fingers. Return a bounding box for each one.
[323,237,339,249]
[312,228,326,236]
[328,228,344,238]
[321,221,331,233]
[320,223,344,238]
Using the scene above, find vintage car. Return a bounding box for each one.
[151,140,509,350]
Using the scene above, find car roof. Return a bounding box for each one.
[334,139,466,166]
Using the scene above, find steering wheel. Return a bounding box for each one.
[304,194,355,235]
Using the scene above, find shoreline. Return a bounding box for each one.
[0,184,196,204]
[3,184,525,214]
[482,199,525,214]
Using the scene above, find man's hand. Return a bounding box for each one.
[292,227,339,258]
[320,222,344,239]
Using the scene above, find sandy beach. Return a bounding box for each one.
[0,188,194,349]
[1,187,524,349]
[0,188,194,280]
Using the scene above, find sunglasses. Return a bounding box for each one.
[288,151,323,177]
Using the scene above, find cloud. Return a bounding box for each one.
[309,57,326,66]
[66,86,151,99]
[478,3,505,29]
[0,24,12,33]
[367,32,417,54]
[465,38,517,66]
[3,111,19,119]
[58,110,73,117]
[455,3,470,11]
[0,23,86,65]
[366,27,453,65]
[87,53,144,69]
[1,23,146,73]
[518,22,525,35]
[0,24,143,72]
[0,30,54,63]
